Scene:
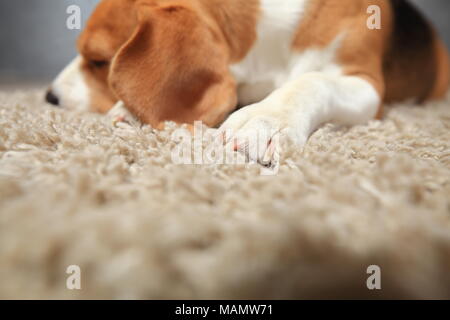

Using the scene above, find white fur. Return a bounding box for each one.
[51,56,90,111]
[53,0,381,168]
[230,0,309,105]
[223,0,381,165]
[221,73,380,165]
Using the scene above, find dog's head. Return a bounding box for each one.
[47,0,238,128]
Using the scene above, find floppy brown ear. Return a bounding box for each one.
[109,3,237,129]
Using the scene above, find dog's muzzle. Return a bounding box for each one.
[45,90,60,107]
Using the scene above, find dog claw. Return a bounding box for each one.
[109,101,139,127]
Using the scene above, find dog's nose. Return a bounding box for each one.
[45,90,60,106]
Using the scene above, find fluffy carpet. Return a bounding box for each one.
[0,88,449,299]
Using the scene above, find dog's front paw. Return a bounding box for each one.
[108,101,140,127]
[218,103,307,167]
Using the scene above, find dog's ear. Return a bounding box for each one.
[109,3,237,129]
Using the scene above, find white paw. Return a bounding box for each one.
[108,101,140,127]
[218,103,307,167]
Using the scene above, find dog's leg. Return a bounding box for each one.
[219,72,381,165]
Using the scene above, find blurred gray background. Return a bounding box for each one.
[0,0,449,83]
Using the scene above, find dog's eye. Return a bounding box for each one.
[89,60,108,68]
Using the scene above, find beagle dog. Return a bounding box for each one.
[47,0,449,163]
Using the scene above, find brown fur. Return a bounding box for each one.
[77,0,138,113]
[198,0,260,63]
[77,0,449,126]
[293,0,449,119]
[78,0,259,127]
[110,0,238,128]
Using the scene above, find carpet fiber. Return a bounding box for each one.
[0,88,449,299]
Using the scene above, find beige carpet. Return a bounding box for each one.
[0,88,449,299]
